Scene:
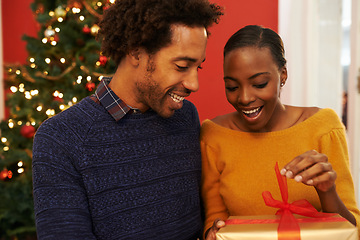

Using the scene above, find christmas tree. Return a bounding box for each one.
[0,0,116,238]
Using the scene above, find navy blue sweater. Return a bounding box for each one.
[32,97,202,239]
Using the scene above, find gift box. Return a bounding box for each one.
[216,214,358,240]
[216,163,359,240]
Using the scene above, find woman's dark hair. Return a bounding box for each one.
[224,25,287,69]
[98,0,223,65]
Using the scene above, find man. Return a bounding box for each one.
[32,0,223,239]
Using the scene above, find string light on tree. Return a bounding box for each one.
[91,24,100,36]
[24,91,32,100]
[17,161,24,174]
[72,7,81,14]
[8,120,14,128]
[10,86,18,93]
[44,27,56,38]
[76,75,83,84]
[46,109,56,116]
[53,90,64,99]
[19,83,25,92]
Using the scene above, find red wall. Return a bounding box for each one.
[189,0,279,121]
[1,0,278,121]
[2,0,38,64]
[1,0,39,118]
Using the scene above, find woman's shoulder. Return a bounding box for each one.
[287,106,340,122]
[201,112,237,137]
[289,106,321,123]
[286,106,343,131]
[211,113,231,125]
[210,112,241,130]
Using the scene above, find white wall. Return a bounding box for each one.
[348,0,360,201]
[279,0,360,202]
[279,0,343,116]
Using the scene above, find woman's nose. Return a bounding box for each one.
[238,87,255,106]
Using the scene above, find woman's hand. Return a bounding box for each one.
[280,150,337,192]
[205,219,225,240]
[280,150,356,226]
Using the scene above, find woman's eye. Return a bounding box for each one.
[254,82,268,88]
[225,86,238,92]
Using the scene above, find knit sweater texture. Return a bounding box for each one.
[32,97,202,240]
[200,108,360,234]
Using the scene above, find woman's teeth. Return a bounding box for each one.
[169,92,185,103]
[242,106,262,117]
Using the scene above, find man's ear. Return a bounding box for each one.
[127,49,141,66]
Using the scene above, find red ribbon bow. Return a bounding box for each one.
[262,162,335,240]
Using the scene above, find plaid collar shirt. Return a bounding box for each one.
[91,77,139,121]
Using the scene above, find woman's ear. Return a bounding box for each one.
[280,67,288,87]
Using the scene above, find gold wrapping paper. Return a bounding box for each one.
[216,215,358,240]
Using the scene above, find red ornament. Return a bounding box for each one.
[53,34,60,42]
[103,4,111,11]
[83,25,91,34]
[35,3,45,14]
[20,125,36,138]
[69,1,83,9]
[0,169,8,180]
[86,82,96,91]
[53,96,64,102]
[99,56,108,66]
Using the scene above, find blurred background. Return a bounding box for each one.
[0,0,359,239]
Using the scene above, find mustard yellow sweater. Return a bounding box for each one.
[201,108,360,234]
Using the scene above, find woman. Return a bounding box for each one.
[201,25,360,239]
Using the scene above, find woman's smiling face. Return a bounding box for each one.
[223,46,287,132]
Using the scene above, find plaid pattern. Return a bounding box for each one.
[93,77,132,121]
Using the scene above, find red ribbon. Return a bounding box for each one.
[261,162,336,240]
[226,216,347,225]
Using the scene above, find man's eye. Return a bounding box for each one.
[254,82,268,88]
[176,65,188,71]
